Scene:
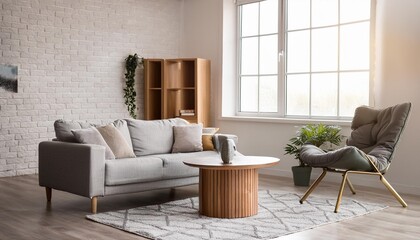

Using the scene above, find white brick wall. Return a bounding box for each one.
[0,0,182,177]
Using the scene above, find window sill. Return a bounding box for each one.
[218,115,352,127]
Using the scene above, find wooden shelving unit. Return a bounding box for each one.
[144,58,210,126]
[144,59,164,120]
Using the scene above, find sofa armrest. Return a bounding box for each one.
[213,134,239,153]
[38,141,105,198]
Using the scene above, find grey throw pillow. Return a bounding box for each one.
[96,124,136,159]
[172,124,203,153]
[72,127,115,160]
[54,119,92,142]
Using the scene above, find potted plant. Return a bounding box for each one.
[284,124,343,186]
[124,53,143,119]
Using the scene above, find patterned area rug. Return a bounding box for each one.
[86,190,387,240]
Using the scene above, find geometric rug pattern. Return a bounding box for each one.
[86,190,387,240]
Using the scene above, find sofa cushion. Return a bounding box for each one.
[172,124,203,153]
[96,124,136,159]
[72,127,116,160]
[126,118,189,156]
[54,119,92,142]
[105,157,164,186]
[153,151,221,179]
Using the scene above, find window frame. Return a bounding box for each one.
[236,0,283,117]
[236,0,375,120]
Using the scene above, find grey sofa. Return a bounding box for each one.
[39,118,237,213]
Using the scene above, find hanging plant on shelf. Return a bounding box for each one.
[124,53,143,119]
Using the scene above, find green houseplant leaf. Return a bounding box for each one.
[124,53,143,119]
[284,124,344,166]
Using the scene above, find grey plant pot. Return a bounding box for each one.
[291,166,312,186]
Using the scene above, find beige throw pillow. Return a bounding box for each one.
[172,124,203,153]
[72,127,115,160]
[96,124,136,159]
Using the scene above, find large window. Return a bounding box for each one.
[238,0,373,119]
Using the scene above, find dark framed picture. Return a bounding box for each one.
[0,65,18,93]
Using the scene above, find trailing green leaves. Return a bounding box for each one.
[124,53,143,119]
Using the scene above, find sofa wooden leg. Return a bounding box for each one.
[46,187,52,202]
[91,197,98,214]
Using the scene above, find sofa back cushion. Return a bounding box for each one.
[126,118,189,156]
[54,119,92,142]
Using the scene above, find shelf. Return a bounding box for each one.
[145,60,163,89]
[144,58,210,126]
[165,60,195,89]
[144,59,164,120]
[167,87,195,91]
[146,90,162,120]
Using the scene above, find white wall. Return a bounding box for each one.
[181,0,420,195]
[372,0,420,194]
[180,0,223,126]
[0,0,183,176]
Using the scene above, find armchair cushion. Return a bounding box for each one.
[347,103,411,170]
[300,144,373,171]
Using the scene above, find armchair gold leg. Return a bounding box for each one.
[300,168,327,204]
[346,178,356,194]
[380,176,408,207]
[335,172,348,213]
[91,197,98,214]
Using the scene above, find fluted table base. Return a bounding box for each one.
[199,168,258,218]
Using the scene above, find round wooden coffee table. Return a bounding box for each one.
[183,156,279,218]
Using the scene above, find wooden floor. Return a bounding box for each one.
[0,174,419,240]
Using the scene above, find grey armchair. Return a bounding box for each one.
[299,102,411,212]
